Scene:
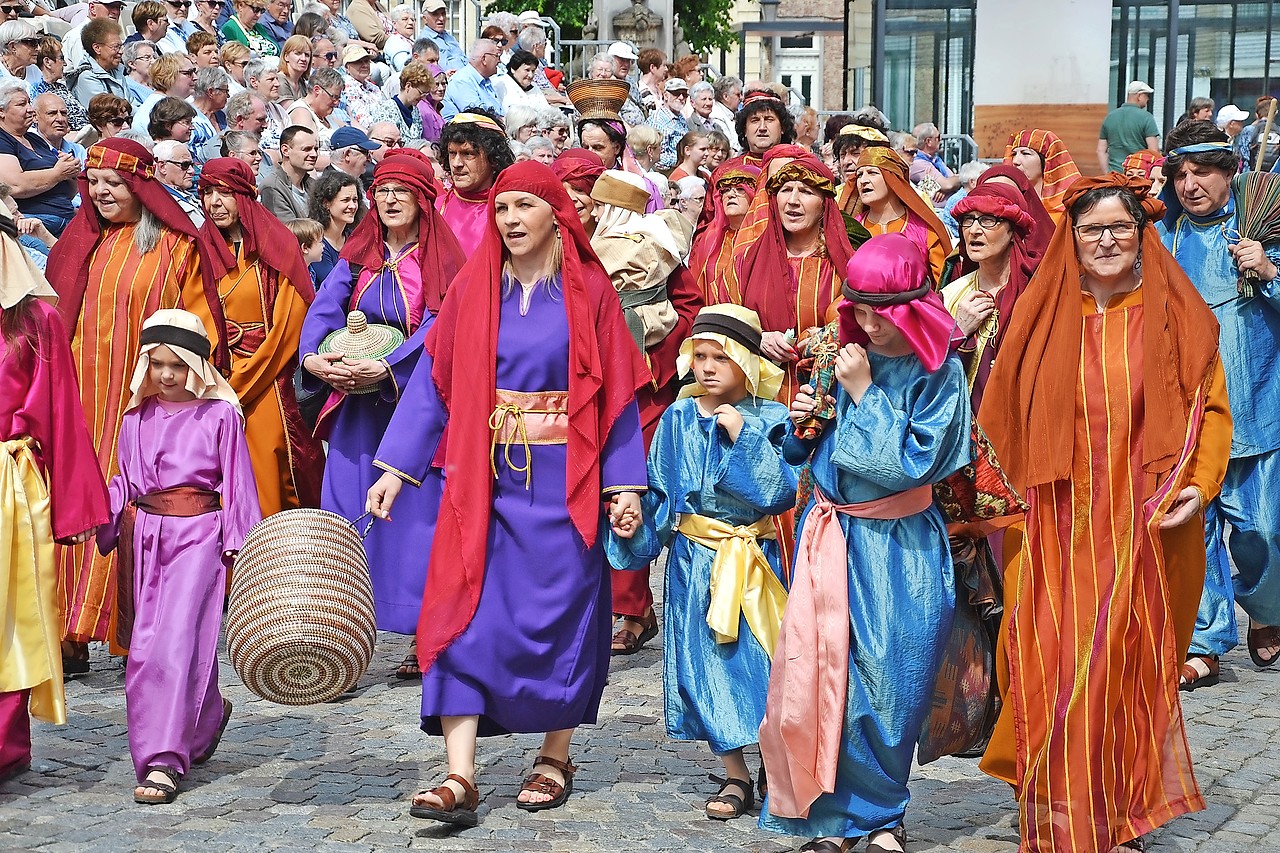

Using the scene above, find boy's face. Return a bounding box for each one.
[303,240,323,264]
[147,344,197,403]
[691,340,748,399]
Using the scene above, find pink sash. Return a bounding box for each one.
[758,484,933,818]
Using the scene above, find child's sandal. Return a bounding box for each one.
[705,776,753,820]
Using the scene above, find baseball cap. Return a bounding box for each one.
[342,44,378,65]
[421,0,446,11]
[330,127,383,151]
[664,78,689,93]
[607,42,638,62]
[1127,80,1155,95]
[1216,104,1250,124]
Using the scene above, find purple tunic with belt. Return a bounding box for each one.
[101,398,260,782]
[376,278,647,736]
[299,249,443,634]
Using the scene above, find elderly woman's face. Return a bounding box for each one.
[1010,146,1043,184]
[563,183,595,228]
[87,168,142,223]
[7,35,37,67]
[0,89,33,131]
[373,181,420,231]
[202,187,241,232]
[1073,196,1140,285]
[691,89,714,118]
[514,123,539,143]
[348,58,372,83]
[960,214,1013,264]
[855,165,890,208]
[393,11,415,38]
[511,61,535,90]
[494,190,556,259]
[706,144,727,169]
[776,180,824,236]
[719,182,751,219]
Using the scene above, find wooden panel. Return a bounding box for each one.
[974,103,1111,175]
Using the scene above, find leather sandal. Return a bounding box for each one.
[61,640,90,675]
[194,698,232,765]
[866,824,907,853]
[757,765,767,802]
[515,755,576,812]
[799,840,854,852]
[1179,654,1220,691]
[1248,623,1280,669]
[133,766,180,805]
[409,773,480,826]
[611,609,658,656]
[705,775,753,820]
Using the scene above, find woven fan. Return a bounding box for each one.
[318,311,405,394]
[1234,171,1280,298]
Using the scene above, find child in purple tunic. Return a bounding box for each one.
[97,310,261,805]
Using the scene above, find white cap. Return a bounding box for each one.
[517,10,542,25]
[1127,80,1155,95]
[1216,104,1249,125]
[607,42,638,62]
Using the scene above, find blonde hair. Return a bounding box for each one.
[286,217,324,249]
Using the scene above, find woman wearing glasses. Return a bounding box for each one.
[221,0,279,58]
[0,80,78,238]
[367,61,430,143]
[299,151,463,676]
[0,19,38,82]
[86,93,132,140]
[980,175,1230,853]
[189,0,223,38]
[32,36,89,132]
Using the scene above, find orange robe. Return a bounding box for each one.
[695,225,737,306]
[980,287,1230,852]
[186,246,322,518]
[58,224,200,646]
[863,214,948,286]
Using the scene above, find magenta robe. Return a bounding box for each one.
[99,397,261,781]
[435,186,489,255]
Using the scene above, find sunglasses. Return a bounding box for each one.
[167,0,191,7]
[489,37,507,47]
[0,6,24,14]
[313,51,337,60]
[160,159,196,170]
[248,4,266,13]
[17,37,40,46]
[106,117,130,127]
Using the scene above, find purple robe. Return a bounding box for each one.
[101,398,260,782]
[376,281,647,736]
[299,254,442,634]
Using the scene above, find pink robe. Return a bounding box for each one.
[435,186,489,255]
[99,397,260,781]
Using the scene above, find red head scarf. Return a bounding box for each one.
[728,151,854,333]
[837,233,955,372]
[980,173,1220,492]
[340,150,465,314]
[550,147,606,194]
[417,160,651,671]
[199,158,316,306]
[1121,149,1161,177]
[49,137,230,369]
[951,182,1045,350]
[975,164,1055,257]
[1004,128,1082,215]
[689,160,760,293]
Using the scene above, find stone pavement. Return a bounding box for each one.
[2,604,1278,853]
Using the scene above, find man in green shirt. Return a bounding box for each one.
[1098,80,1161,173]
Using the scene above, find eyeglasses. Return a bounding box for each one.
[313,51,337,61]
[179,67,197,75]
[106,117,129,127]
[319,86,341,100]
[0,6,22,14]
[167,0,191,7]
[160,158,196,170]
[17,37,40,47]
[958,214,1006,231]
[373,185,413,201]
[101,42,124,51]
[212,87,230,93]
[489,37,507,47]
[668,92,688,100]
[372,137,402,147]
[1073,221,1138,242]
[247,4,266,13]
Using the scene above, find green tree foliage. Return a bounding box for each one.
[477,0,737,53]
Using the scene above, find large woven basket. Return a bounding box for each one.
[227,509,377,705]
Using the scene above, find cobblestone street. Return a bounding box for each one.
[3,598,1278,853]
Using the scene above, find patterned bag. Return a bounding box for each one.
[918,535,1003,764]
[934,422,1028,524]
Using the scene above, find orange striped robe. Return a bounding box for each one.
[186,247,322,518]
[980,287,1230,852]
[863,214,949,287]
[695,226,737,306]
[58,224,200,645]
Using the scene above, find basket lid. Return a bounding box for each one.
[319,311,405,361]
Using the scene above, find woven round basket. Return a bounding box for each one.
[318,311,406,395]
[226,509,377,705]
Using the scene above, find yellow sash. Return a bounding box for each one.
[0,437,65,724]
[676,513,787,657]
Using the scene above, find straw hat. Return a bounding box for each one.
[319,311,405,394]
[567,78,630,122]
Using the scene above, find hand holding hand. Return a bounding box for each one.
[608,492,642,539]
[834,343,872,402]
[57,526,98,546]
[713,403,744,443]
[303,352,356,391]
[343,358,390,387]
[366,471,404,520]
[1159,486,1203,529]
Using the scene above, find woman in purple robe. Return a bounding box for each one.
[97,309,260,805]
[366,161,651,826]
[300,151,464,676]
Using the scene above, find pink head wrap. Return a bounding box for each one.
[837,232,955,372]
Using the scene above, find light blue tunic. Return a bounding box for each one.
[606,396,797,755]
[759,351,970,840]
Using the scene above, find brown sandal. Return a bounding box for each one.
[1248,623,1280,669]
[409,773,479,826]
[705,776,753,820]
[1179,654,1220,691]
[133,766,180,805]
[193,698,232,765]
[515,755,576,812]
[610,610,658,656]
